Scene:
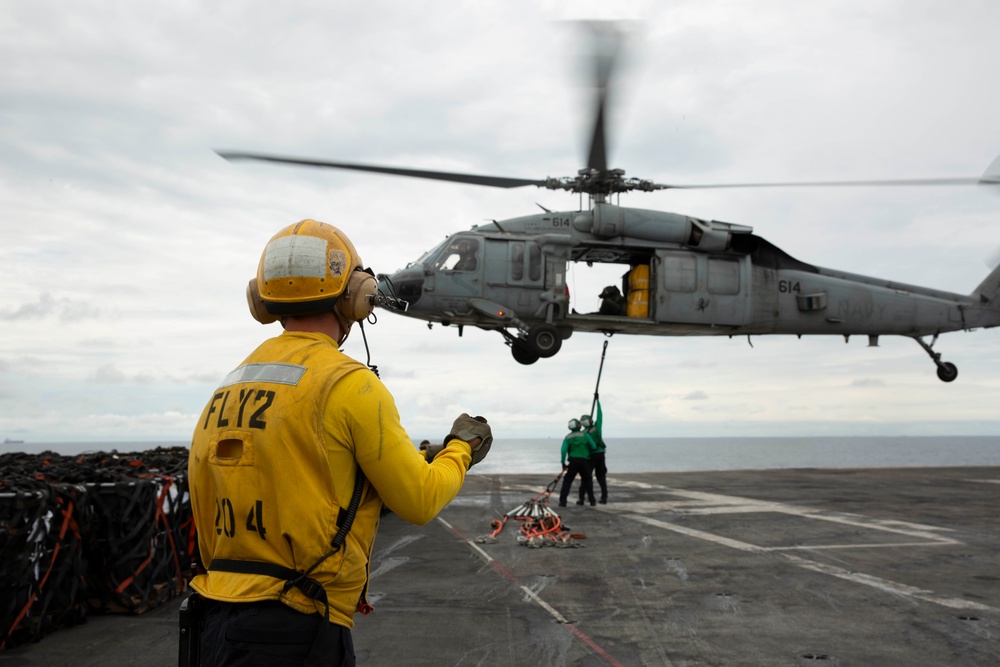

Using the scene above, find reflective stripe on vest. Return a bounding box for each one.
[219,362,307,388]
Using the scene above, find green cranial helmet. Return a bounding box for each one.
[580,415,593,428]
[567,418,581,431]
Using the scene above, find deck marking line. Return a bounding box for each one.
[436,516,627,667]
[607,478,956,542]
[778,551,994,612]
[618,512,768,554]
[764,541,958,551]
[616,512,994,613]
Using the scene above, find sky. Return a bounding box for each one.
[3,0,1000,445]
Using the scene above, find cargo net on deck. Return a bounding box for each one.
[0,447,195,651]
[476,471,585,548]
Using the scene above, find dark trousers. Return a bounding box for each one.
[560,457,595,505]
[198,599,355,667]
[579,452,607,503]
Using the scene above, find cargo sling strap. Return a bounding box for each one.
[208,467,368,620]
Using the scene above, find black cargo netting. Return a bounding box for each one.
[0,447,195,650]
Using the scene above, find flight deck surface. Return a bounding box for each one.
[3,467,998,666]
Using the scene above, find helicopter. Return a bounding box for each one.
[217,23,1000,382]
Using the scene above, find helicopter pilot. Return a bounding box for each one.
[449,238,479,272]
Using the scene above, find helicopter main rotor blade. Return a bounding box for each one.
[582,22,625,175]
[587,101,609,175]
[652,152,1000,190]
[215,150,548,189]
[656,176,1000,190]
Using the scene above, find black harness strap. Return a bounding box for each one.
[209,559,329,608]
[208,559,299,580]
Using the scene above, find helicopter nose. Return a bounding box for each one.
[378,268,424,307]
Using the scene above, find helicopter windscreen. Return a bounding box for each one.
[432,237,480,272]
[409,238,450,268]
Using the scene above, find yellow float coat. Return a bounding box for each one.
[188,330,471,628]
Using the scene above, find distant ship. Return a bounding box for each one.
[4,438,25,444]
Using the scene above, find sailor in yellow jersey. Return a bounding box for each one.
[186,220,492,667]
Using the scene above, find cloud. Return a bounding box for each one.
[2,292,101,322]
[87,364,128,384]
[2,2,1000,445]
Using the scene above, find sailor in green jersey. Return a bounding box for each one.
[558,418,597,507]
[578,399,608,505]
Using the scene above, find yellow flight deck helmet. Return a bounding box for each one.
[246,219,378,342]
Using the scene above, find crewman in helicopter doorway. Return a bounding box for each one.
[558,417,598,507]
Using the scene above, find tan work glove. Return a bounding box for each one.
[443,413,492,468]
[419,440,445,463]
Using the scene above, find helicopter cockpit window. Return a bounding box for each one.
[435,237,480,272]
[415,239,450,267]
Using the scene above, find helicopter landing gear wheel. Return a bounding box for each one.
[527,324,562,358]
[936,361,958,383]
[511,342,540,365]
[913,335,959,383]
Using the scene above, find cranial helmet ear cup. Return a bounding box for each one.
[247,278,279,325]
[336,269,378,322]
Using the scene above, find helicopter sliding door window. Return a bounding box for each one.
[662,254,696,292]
[707,257,740,295]
[511,244,524,281]
[528,245,542,282]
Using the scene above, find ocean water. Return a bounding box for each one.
[470,436,1000,475]
[4,436,999,475]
